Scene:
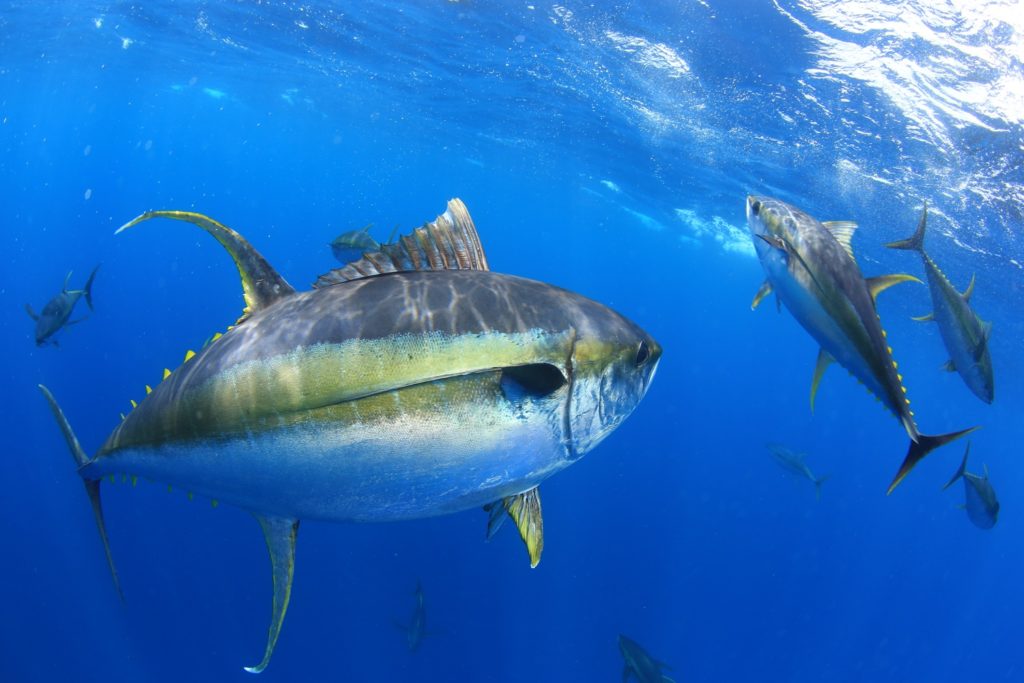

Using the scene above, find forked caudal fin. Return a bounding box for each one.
[37,385,124,601]
[886,202,928,253]
[887,427,978,494]
[942,442,971,491]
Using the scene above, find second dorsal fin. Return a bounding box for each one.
[117,211,296,322]
[313,198,489,288]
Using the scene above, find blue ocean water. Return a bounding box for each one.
[2,1,1022,681]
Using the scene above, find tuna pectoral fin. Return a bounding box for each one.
[941,359,957,372]
[887,427,978,495]
[810,349,833,412]
[751,279,773,311]
[37,385,124,601]
[912,312,935,322]
[24,303,39,321]
[942,442,971,490]
[245,515,300,674]
[484,487,544,568]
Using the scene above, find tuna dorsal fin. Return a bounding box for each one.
[822,221,858,261]
[117,211,296,322]
[810,348,834,412]
[865,273,921,303]
[313,198,489,288]
[484,487,543,568]
[244,515,300,674]
[751,279,773,311]
[962,274,976,301]
[942,359,957,372]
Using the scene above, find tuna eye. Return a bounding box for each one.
[635,341,651,367]
[750,199,762,216]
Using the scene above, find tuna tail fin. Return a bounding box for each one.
[37,384,124,601]
[886,202,928,253]
[942,442,971,490]
[887,427,977,494]
[82,264,100,311]
[814,475,828,501]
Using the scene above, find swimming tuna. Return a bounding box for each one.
[943,442,999,529]
[396,581,429,652]
[329,222,380,263]
[746,196,975,493]
[886,203,994,404]
[619,634,675,683]
[766,442,827,500]
[25,266,99,346]
[38,199,660,672]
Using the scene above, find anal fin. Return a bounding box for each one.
[810,348,833,412]
[751,279,773,311]
[484,487,544,568]
[245,515,300,674]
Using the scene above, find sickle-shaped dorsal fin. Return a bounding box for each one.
[313,198,489,288]
[117,211,295,322]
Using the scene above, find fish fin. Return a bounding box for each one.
[663,677,677,683]
[911,312,934,322]
[937,444,962,491]
[244,515,300,674]
[822,221,858,261]
[810,349,833,413]
[888,427,978,494]
[65,316,89,327]
[62,270,73,292]
[751,279,773,311]
[962,273,976,302]
[313,198,489,288]
[484,500,508,539]
[488,487,544,568]
[980,320,992,343]
[82,264,100,311]
[24,303,40,321]
[37,385,124,602]
[814,475,828,501]
[941,359,957,372]
[622,665,632,683]
[117,211,295,323]
[865,273,921,303]
[886,202,928,252]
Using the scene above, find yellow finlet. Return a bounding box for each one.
[145,385,152,395]
[187,492,194,501]
[163,368,172,380]
[211,499,219,508]
[130,399,138,409]
[184,349,196,362]
[131,476,138,487]
[120,412,126,421]
[212,332,223,342]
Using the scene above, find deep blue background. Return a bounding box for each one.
[2,2,1021,681]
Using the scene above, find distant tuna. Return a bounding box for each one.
[38,199,660,672]
[396,581,430,652]
[747,196,975,493]
[766,443,827,500]
[328,222,380,263]
[943,443,999,529]
[887,203,994,404]
[619,634,675,683]
[25,266,99,346]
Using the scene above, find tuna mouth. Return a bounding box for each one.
[747,196,763,217]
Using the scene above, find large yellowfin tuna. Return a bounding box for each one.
[39,199,661,672]
[887,204,994,404]
[746,196,974,492]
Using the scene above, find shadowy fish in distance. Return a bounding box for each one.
[943,442,999,529]
[887,203,994,404]
[38,198,661,673]
[766,442,827,500]
[619,634,676,683]
[746,196,975,493]
[395,581,430,652]
[25,265,99,346]
[329,222,380,263]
